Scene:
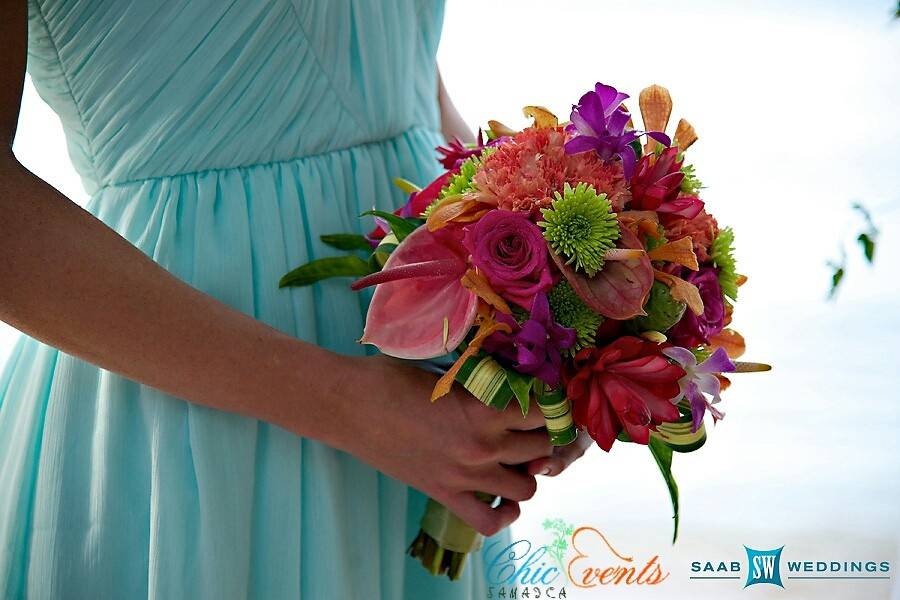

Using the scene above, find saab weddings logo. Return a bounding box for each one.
[483,518,668,598]
[744,546,784,588]
[691,544,891,591]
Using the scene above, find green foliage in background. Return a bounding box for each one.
[827,202,879,300]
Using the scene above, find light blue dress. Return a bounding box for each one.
[0,1,508,597]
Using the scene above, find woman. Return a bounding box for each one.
[0,1,589,597]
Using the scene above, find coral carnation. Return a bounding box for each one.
[473,127,627,216]
[662,208,719,263]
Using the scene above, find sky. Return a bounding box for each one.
[7,1,900,598]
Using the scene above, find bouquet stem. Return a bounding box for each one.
[408,492,495,580]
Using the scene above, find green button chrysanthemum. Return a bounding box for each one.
[422,147,495,218]
[548,280,603,353]
[710,226,738,301]
[538,182,620,276]
[680,163,703,196]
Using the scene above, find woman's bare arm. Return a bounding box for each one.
[0,4,552,535]
[437,68,475,144]
[0,2,352,443]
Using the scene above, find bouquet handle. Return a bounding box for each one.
[408,492,496,579]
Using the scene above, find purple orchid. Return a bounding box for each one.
[564,82,671,178]
[482,292,576,387]
[668,267,726,348]
[662,346,736,432]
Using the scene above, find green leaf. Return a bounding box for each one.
[505,370,535,417]
[828,265,844,299]
[852,202,875,228]
[360,210,418,242]
[857,233,876,263]
[629,139,643,160]
[393,177,421,194]
[648,436,680,543]
[320,234,373,252]
[279,256,374,288]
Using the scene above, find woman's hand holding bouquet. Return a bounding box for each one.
[338,354,551,536]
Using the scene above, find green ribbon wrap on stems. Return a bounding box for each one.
[651,398,707,453]
[455,354,578,447]
[454,354,516,410]
[534,386,578,446]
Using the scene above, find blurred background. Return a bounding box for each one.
[7,0,899,598]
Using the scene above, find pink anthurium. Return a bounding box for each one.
[553,223,654,320]
[352,226,478,359]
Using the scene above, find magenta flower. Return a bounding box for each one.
[668,267,726,347]
[657,195,704,219]
[482,292,576,387]
[565,82,670,178]
[631,146,684,210]
[365,172,452,246]
[662,346,735,431]
[399,171,451,218]
[463,210,554,310]
[630,147,704,218]
[435,129,495,170]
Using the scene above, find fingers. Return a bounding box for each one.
[495,429,553,465]
[503,403,548,431]
[467,465,538,502]
[525,429,592,477]
[441,492,521,537]
[458,389,545,431]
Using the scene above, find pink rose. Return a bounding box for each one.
[463,210,553,309]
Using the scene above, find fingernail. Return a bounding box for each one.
[541,467,552,476]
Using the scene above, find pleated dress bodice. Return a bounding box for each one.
[27,0,445,195]
[0,1,510,599]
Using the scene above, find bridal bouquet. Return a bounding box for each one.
[281,82,769,579]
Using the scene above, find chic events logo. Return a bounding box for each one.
[690,544,891,591]
[483,518,668,598]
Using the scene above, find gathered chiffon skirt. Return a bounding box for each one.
[0,126,509,599]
